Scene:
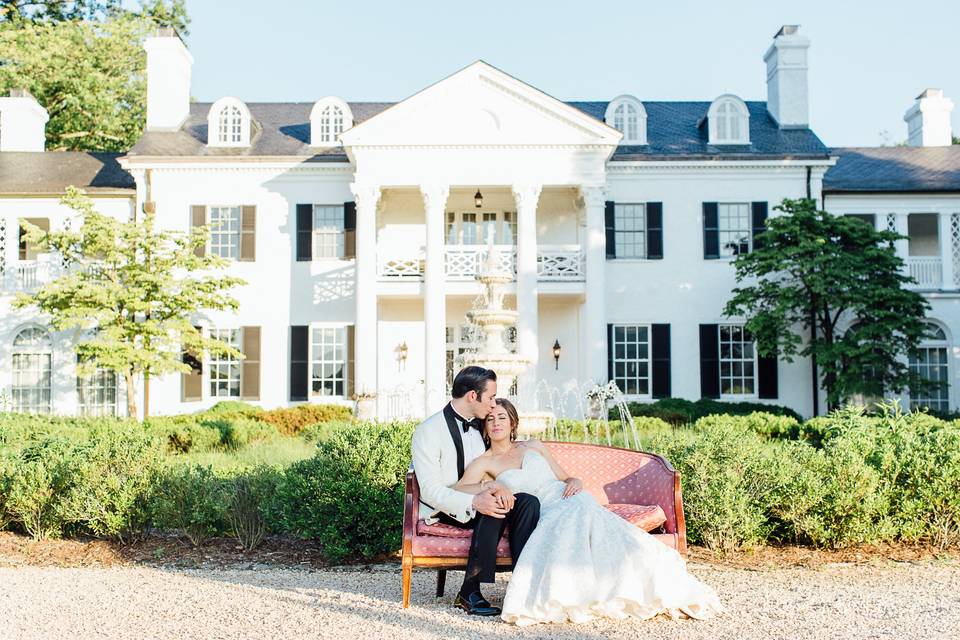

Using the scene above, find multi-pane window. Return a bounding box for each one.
[719,325,755,396]
[611,324,650,396]
[311,326,346,397]
[209,328,241,398]
[217,105,243,144]
[614,204,647,259]
[613,102,639,141]
[718,203,751,257]
[909,324,949,412]
[312,205,344,259]
[209,206,241,259]
[77,361,117,417]
[320,105,344,144]
[12,327,52,414]
[446,212,516,245]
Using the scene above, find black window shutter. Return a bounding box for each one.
[295,204,312,261]
[343,201,357,259]
[606,323,614,383]
[646,202,663,260]
[605,201,616,259]
[757,350,779,399]
[699,324,720,399]
[751,201,768,251]
[290,325,309,401]
[703,202,719,259]
[651,324,671,398]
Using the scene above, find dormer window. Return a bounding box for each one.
[207,97,252,147]
[310,97,353,147]
[708,95,750,145]
[604,95,646,144]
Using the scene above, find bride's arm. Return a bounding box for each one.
[525,440,583,497]
[454,457,497,495]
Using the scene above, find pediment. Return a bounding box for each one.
[340,61,621,148]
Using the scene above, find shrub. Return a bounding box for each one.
[694,412,799,440]
[259,404,353,436]
[144,416,223,454]
[211,417,278,450]
[5,436,80,539]
[204,401,263,416]
[277,421,414,561]
[224,466,281,551]
[617,398,802,425]
[151,465,226,546]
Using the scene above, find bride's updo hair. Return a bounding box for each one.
[485,397,519,444]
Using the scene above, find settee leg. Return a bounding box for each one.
[435,569,446,597]
[402,557,412,608]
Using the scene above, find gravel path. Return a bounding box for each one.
[1,561,958,639]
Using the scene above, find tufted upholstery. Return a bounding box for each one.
[401,441,687,608]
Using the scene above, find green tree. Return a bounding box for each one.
[0,1,188,151]
[723,198,931,412]
[13,187,245,420]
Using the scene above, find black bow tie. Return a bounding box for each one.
[462,418,483,434]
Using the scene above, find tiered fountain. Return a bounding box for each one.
[460,232,555,434]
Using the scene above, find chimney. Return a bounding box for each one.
[904,89,954,147]
[144,27,193,131]
[763,25,810,128]
[0,89,49,152]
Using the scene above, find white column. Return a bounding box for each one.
[513,184,542,408]
[422,184,449,414]
[350,183,381,400]
[580,186,607,386]
[1,214,17,286]
[939,211,955,290]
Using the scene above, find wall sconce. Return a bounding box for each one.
[474,189,483,208]
[552,339,561,370]
[397,341,409,371]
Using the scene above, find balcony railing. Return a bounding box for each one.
[377,245,586,282]
[537,245,585,281]
[907,256,942,289]
[445,245,516,280]
[3,256,60,292]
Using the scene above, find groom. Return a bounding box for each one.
[411,366,541,616]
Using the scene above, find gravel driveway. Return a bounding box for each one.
[1,561,958,639]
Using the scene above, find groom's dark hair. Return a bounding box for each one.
[451,366,497,399]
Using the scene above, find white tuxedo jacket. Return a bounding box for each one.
[411,404,484,524]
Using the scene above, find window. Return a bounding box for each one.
[311,326,346,397]
[320,105,344,144]
[909,323,949,412]
[445,324,516,395]
[604,96,647,144]
[217,105,243,144]
[719,203,751,257]
[614,204,647,258]
[708,95,750,145]
[209,328,241,398]
[719,325,755,396]
[446,211,515,245]
[209,206,240,259]
[12,326,52,414]
[77,358,117,417]
[310,97,353,147]
[611,324,650,396]
[312,205,344,259]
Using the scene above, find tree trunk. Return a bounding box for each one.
[125,369,138,421]
[810,299,819,417]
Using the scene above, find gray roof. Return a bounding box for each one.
[824,146,960,193]
[0,152,134,194]
[127,100,831,161]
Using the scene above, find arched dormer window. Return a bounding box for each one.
[604,95,646,144]
[310,97,353,147]
[708,95,750,145]
[207,97,252,147]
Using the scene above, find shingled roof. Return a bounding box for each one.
[0,152,135,194]
[126,100,831,161]
[824,146,960,193]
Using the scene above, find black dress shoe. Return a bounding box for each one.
[454,591,501,616]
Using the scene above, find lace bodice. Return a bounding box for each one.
[497,449,565,507]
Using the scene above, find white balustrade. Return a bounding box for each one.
[378,252,424,279]
[907,256,942,289]
[377,244,585,282]
[537,245,586,281]
[445,245,516,280]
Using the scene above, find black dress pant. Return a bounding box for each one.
[438,493,540,584]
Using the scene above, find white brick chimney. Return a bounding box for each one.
[144,28,193,132]
[904,89,954,147]
[763,25,810,128]
[0,89,49,151]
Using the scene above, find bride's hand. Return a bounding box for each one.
[562,478,583,498]
[489,483,516,511]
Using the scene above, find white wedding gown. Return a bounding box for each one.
[498,449,723,626]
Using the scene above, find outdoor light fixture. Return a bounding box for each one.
[397,341,409,370]
[474,189,483,208]
[553,339,562,370]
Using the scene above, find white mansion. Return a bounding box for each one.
[0,25,958,419]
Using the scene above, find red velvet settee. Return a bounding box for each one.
[401,441,687,608]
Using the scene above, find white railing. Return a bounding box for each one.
[378,252,424,279]
[4,256,59,292]
[907,256,942,289]
[445,245,516,280]
[537,245,585,281]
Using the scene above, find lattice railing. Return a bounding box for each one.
[378,252,424,279]
[537,245,585,281]
[444,245,516,280]
[0,217,5,275]
[952,213,960,288]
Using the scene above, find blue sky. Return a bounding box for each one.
[183,0,959,147]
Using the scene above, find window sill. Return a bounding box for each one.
[720,394,759,401]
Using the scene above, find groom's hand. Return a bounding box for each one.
[472,488,509,519]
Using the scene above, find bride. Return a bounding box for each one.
[455,398,723,626]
